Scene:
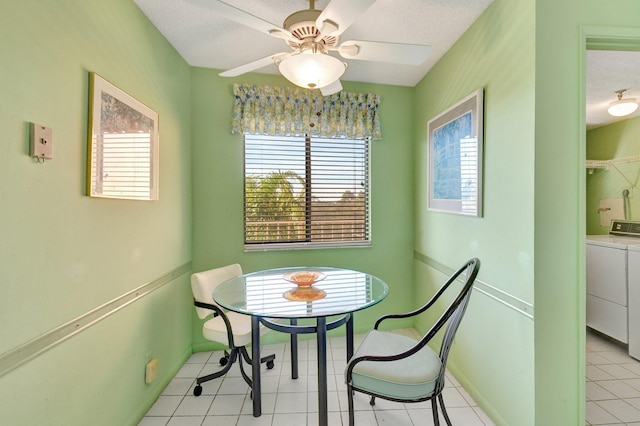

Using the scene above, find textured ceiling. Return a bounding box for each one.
[132,0,640,129]
[586,50,640,130]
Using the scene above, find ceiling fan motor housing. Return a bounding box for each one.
[283,9,339,48]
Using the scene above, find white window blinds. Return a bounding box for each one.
[244,134,370,249]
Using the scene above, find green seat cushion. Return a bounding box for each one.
[347,330,442,400]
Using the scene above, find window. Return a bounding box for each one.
[244,134,370,250]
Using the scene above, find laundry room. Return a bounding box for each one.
[584,44,640,395]
[584,48,640,423]
[586,48,640,345]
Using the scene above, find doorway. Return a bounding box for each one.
[584,35,640,425]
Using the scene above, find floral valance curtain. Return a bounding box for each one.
[231,83,381,140]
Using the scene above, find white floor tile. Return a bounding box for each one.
[407,408,436,426]
[208,394,246,416]
[272,412,308,426]
[446,406,486,425]
[473,406,496,425]
[201,415,238,426]
[174,363,204,379]
[601,350,636,365]
[598,380,640,399]
[586,381,618,401]
[586,329,640,425]
[623,363,640,376]
[137,417,170,426]
[307,411,343,426]
[598,364,640,380]
[597,399,640,423]
[587,351,617,365]
[278,375,309,393]
[274,389,308,413]
[344,409,377,425]
[306,391,341,412]
[587,365,616,381]
[174,395,214,416]
[374,408,413,425]
[145,395,183,417]
[162,378,195,396]
[217,377,251,395]
[586,401,621,425]
[139,332,492,426]
[166,416,204,426]
[186,351,211,364]
[236,413,274,426]
[457,384,480,407]
[241,393,277,415]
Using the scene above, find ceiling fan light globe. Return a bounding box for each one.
[608,98,638,117]
[277,52,346,90]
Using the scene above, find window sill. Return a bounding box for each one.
[244,241,372,252]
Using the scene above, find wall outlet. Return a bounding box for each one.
[145,358,158,384]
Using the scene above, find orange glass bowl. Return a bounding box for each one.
[282,271,326,288]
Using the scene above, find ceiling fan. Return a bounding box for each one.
[211,0,432,95]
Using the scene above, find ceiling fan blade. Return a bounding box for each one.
[208,0,294,41]
[337,40,432,65]
[315,0,377,38]
[219,52,291,77]
[320,80,343,96]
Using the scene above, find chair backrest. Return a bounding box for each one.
[425,258,480,393]
[191,263,243,319]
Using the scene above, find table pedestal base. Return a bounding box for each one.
[251,314,354,426]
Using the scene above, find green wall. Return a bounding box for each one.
[4,0,640,424]
[412,1,640,424]
[413,0,535,424]
[0,1,193,424]
[587,116,640,234]
[190,68,417,348]
[535,1,640,425]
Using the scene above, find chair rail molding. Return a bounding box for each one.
[414,251,534,320]
[0,262,192,378]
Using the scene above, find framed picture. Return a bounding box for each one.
[87,72,159,200]
[428,88,484,216]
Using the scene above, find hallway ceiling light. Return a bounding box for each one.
[608,89,639,117]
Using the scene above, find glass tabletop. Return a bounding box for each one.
[213,266,389,319]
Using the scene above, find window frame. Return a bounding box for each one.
[243,134,371,252]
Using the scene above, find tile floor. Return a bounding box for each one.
[138,331,494,426]
[586,329,640,425]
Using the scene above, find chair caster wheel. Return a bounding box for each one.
[220,356,228,366]
[250,390,253,400]
[266,360,275,369]
[194,385,203,396]
[369,396,376,406]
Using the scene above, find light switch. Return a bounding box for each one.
[30,123,53,159]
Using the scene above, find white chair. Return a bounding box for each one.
[191,263,275,396]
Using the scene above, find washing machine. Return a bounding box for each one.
[587,221,640,346]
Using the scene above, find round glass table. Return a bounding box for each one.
[213,266,389,426]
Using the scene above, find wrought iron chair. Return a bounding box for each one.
[345,258,480,426]
[191,263,275,396]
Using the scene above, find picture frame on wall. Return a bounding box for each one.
[87,72,159,200]
[428,88,484,217]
